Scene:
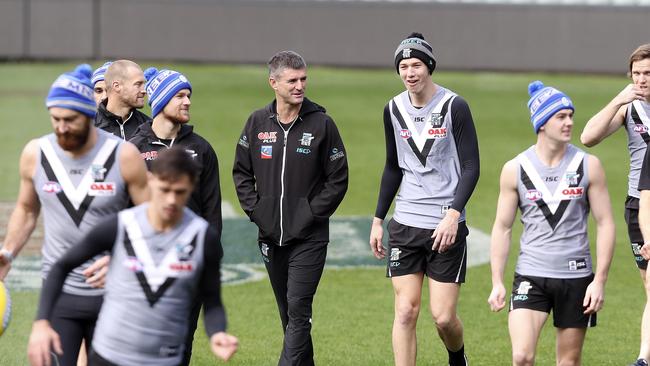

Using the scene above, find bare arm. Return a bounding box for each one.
[580,84,644,146]
[120,142,149,205]
[0,140,41,280]
[487,160,519,312]
[583,155,615,314]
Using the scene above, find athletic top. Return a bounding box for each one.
[515,144,591,279]
[37,204,226,366]
[374,86,480,229]
[624,100,650,199]
[33,130,128,296]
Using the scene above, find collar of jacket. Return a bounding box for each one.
[266,97,326,121]
[134,121,195,144]
[97,100,136,123]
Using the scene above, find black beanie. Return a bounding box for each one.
[394,32,436,74]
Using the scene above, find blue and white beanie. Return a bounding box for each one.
[91,61,113,85]
[46,64,96,118]
[144,67,192,117]
[527,80,574,133]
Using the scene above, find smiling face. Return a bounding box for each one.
[161,89,191,124]
[269,67,307,107]
[398,58,431,96]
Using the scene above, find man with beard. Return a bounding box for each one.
[95,60,151,140]
[0,64,149,366]
[92,61,112,106]
[128,67,221,366]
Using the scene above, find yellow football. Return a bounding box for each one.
[0,281,11,336]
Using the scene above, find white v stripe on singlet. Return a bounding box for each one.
[518,149,584,213]
[633,100,650,125]
[393,92,455,151]
[39,137,118,210]
[121,209,204,291]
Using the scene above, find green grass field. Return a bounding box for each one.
[0,62,644,364]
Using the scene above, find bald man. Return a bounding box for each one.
[95,60,151,140]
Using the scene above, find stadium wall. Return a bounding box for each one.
[1,0,648,74]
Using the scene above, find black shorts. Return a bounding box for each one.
[510,273,596,328]
[625,196,647,270]
[386,218,468,283]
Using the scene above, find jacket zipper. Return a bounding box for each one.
[116,111,133,141]
[276,116,297,246]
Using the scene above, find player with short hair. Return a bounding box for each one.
[369,32,480,366]
[489,81,615,365]
[0,64,149,366]
[579,43,650,366]
[27,147,238,366]
[95,60,151,140]
[233,50,348,365]
[91,61,112,106]
[129,67,222,366]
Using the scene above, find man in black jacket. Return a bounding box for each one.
[95,60,151,140]
[129,67,222,366]
[233,51,348,366]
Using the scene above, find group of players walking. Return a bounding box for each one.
[0,32,648,366]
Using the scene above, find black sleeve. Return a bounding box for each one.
[639,145,650,191]
[374,104,403,219]
[309,117,349,218]
[36,215,118,320]
[200,227,227,336]
[450,97,480,212]
[200,145,222,237]
[232,116,258,218]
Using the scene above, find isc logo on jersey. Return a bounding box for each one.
[88,182,116,196]
[427,127,447,138]
[561,187,584,199]
[525,189,542,201]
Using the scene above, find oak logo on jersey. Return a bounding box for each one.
[42,181,62,194]
[88,182,116,196]
[261,145,272,159]
[427,127,447,139]
[258,131,277,143]
[560,187,583,199]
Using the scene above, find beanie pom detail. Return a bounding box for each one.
[528,80,544,97]
[144,67,158,81]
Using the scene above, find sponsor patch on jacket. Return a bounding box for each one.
[300,133,314,146]
[329,147,345,161]
[141,150,159,161]
[258,131,277,143]
[88,182,116,196]
[261,145,273,159]
[42,181,62,194]
[238,135,249,148]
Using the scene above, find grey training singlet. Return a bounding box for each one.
[515,144,591,279]
[625,100,650,198]
[389,86,464,229]
[34,130,128,296]
[92,204,208,366]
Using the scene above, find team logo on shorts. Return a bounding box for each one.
[42,181,61,194]
[91,164,107,180]
[260,243,270,262]
[513,281,532,301]
[390,248,401,261]
[525,189,542,201]
[261,146,272,159]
